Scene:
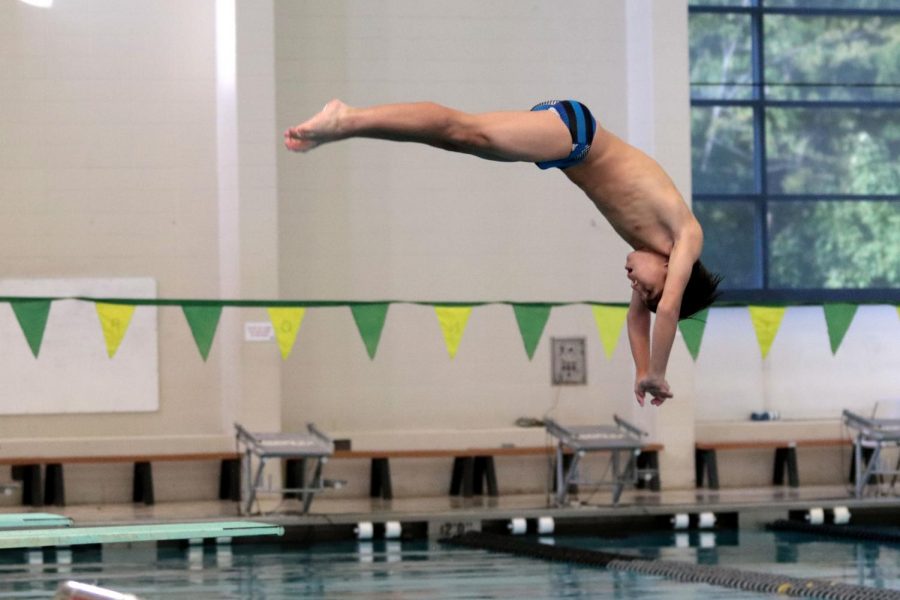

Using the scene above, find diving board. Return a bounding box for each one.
[0,513,72,530]
[0,520,282,550]
[56,580,139,600]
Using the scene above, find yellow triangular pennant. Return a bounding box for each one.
[435,306,472,359]
[95,303,136,358]
[748,306,786,359]
[591,305,629,359]
[267,307,306,360]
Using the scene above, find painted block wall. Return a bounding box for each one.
[0,0,226,446]
[2,1,893,502]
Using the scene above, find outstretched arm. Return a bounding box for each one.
[629,224,703,406]
[627,290,653,406]
[628,290,674,406]
[640,224,704,405]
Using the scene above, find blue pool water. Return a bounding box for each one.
[1,528,899,599]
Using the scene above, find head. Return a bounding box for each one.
[625,251,722,319]
[625,250,668,309]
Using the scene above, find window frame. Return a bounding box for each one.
[689,0,900,303]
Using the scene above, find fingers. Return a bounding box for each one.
[283,130,313,152]
[649,390,672,405]
[283,128,296,150]
[640,379,672,396]
[283,126,320,153]
[650,383,673,406]
[636,380,673,408]
[283,127,301,147]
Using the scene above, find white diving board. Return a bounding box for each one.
[0,513,72,530]
[0,520,282,550]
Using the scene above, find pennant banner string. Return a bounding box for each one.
[0,295,896,310]
[0,296,895,362]
[0,296,627,309]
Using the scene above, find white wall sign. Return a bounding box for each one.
[0,278,159,415]
[244,321,274,342]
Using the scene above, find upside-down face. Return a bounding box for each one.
[625,250,668,309]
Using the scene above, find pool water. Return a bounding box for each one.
[1,529,898,599]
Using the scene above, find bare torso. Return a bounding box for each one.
[562,125,698,257]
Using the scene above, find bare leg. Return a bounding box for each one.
[284,99,572,163]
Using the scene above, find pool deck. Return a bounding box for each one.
[3,485,900,540]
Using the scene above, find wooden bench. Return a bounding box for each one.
[2,453,241,507]
[4,443,664,506]
[695,438,852,489]
[308,443,663,500]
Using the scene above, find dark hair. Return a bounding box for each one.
[677,260,722,320]
[646,260,722,320]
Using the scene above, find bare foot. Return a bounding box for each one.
[284,99,348,152]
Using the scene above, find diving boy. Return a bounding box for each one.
[284,99,721,406]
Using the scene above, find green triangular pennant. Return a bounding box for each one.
[512,304,551,360]
[823,303,857,355]
[350,303,389,359]
[182,305,222,361]
[10,299,52,358]
[678,308,709,361]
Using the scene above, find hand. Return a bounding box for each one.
[635,374,673,407]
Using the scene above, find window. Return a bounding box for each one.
[689,0,900,302]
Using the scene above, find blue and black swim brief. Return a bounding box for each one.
[530,100,597,170]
